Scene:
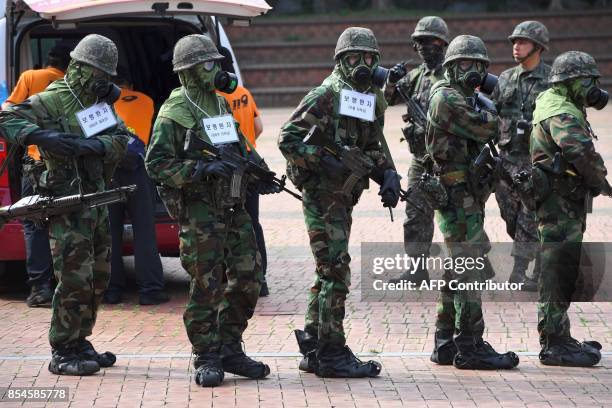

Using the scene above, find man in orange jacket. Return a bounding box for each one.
[2,43,70,307]
[104,67,167,305]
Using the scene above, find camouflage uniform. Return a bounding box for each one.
[384,16,448,263]
[145,34,269,386]
[427,35,519,369]
[531,51,607,366]
[280,27,396,378]
[492,21,551,270]
[0,35,128,374]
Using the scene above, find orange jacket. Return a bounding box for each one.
[114,88,155,145]
[217,85,260,148]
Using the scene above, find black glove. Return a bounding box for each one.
[320,154,346,180]
[388,62,407,83]
[379,168,401,208]
[254,178,281,195]
[75,138,106,157]
[24,129,79,156]
[192,160,236,180]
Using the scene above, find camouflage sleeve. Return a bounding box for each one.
[0,101,42,145]
[362,112,394,172]
[145,117,198,189]
[429,87,498,143]
[96,116,129,164]
[549,114,608,189]
[278,86,332,170]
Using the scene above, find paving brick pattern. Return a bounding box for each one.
[1,106,611,407]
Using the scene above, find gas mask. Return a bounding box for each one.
[413,39,445,69]
[451,59,488,90]
[340,52,385,89]
[91,79,121,105]
[66,61,120,104]
[189,61,238,94]
[570,77,609,110]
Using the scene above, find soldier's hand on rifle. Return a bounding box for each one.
[320,154,346,181]
[192,159,236,181]
[379,169,401,208]
[253,178,281,195]
[25,129,80,156]
[389,62,407,83]
[75,138,106,157]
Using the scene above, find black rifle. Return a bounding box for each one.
[0,185,136,224]
[395,84,427,131]
[303,125,410,221]
[184,130,302,201]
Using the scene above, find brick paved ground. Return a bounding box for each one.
[1,106,611,407]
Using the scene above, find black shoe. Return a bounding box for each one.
[315,344,381,378]
[194,352,224,387]
[294,329,318,373]
[430,330,457,365]
[539,336,602,367]
[102,290,123,305]
[48,347,100,376]
[76,339,117,368]
[221,343,270,379]
[389,267,430,286]
[453,341,519,370]
[26,282,53,307]
[508,272,538,292]
[259,281,269,297]
[139,291,169,305]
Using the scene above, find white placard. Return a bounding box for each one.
[75,102,117,138]
[339,89,376,122]
[202,115,239,145]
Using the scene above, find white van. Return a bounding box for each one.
[0,0,270,267]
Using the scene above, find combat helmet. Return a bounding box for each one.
[70,34,118,76]
[412,16,449,45]
[508,21,549,50]
[173,34,224,72]
[334,27,380,60]
[549,51,600,83]
[443,35,489,66]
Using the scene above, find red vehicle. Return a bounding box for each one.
[0,0,269,276]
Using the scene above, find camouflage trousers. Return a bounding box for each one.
[536,193,586,345]
[435,185,489,351]
[404,161,435,258]
[302,188,355,346]
[179,201,262,354]
[495,151,538,261]
[48,207,111,350]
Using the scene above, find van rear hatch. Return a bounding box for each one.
[23,0,271,21]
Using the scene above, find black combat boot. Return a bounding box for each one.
[389,266,430,286]
[48,347,100,376]
[315,343,381,378]
[76,339,117,368]
[430,330,457,365]
[220,343,270,379]
[193,352,224,387]
[26,282,53,307]
[294,329,318,373]
[508,257,537,292]
[259,280,269,297]
[453,340,519,370]
[539,336,602,367]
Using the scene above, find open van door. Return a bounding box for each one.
[23,0,270,21]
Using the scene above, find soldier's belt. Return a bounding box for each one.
[439,170,467,186]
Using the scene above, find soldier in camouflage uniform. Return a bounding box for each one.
[531,51,608,366]
[491,21,551,291]
[145,34,272,387]
[279,27,401,378]
[427,35,519,369]
[384,16,449,283]
[0,34,129,375]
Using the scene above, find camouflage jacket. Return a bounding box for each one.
[491,61,550,155]
[0,80,128,195]
[145,87,252,203]
[426,78,499,181]
[385,63,444,111]
[531,87,607,195]
[278,68,393,193]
